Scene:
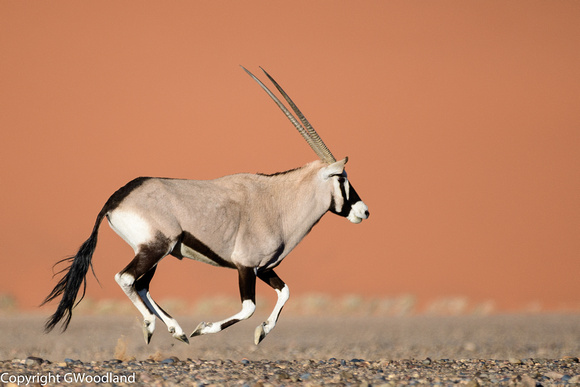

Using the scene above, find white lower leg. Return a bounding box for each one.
[140,291,188,343]
[191,299,256,336]
[255,285,290,344]
[143,292,187,342]
[115,272,157,343]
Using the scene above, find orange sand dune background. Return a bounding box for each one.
[1,1,579,314]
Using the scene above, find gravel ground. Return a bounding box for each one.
[1,314,579,385]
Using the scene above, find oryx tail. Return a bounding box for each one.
[41,207,107,332]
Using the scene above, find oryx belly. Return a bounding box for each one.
[173,232,236,269]
[180,244,222,267]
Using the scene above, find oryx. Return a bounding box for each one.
[42,67,369,345]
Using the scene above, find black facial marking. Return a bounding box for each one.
[329,178,356,217]
[348,184,362,205]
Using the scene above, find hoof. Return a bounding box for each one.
[142,321,154,345]
[143,331,153,345]
[254,323,266,345]
[173,333,190,344]
[168,326,188,344]
[190,322,210,337]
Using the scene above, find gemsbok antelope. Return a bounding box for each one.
[43,66,369,345]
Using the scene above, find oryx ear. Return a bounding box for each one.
[321,157,348,179]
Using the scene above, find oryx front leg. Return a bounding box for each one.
[191,266,256,337]
[254,270,289,345]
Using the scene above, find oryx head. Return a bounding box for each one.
[243,66,369,224]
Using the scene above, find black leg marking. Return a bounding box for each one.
[135,266,164,320]
[238,266,257,303]
[219,266,256,331]
[258,269,286,291]
[116,233,189,344]
[220,318,240,330]
[191,266,257,337]
[119,237,167,283]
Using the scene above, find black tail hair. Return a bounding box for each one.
[41,208,108,333]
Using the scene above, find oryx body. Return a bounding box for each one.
[43,67,369,345]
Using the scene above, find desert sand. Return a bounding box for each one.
[1,313,579,385]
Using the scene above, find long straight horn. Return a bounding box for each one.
[242,66,336,164]
[259,67,336,164]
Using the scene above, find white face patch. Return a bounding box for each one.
[347,201,369,224]
[107,211,154,252]
[332,177,345,213]
[328,170,369,224]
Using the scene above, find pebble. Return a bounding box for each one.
[24,356,43,366]
[0,356,578,386]
[545,370,564,379]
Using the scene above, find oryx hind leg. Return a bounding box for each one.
[115,237,188,344]
[115,268,157,344]
[191,266,256,338]
[254,269,289,345]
